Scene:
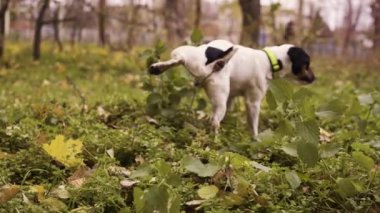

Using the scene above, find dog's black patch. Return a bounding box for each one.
[278,59,283,70]
[287,47,310,75]
[205,46,233,65]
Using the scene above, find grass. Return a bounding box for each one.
[0,42,379,212]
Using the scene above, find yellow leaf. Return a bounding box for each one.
[43,135,83,168]
[30,185,45,202]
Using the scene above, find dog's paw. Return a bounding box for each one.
[148,65,161,75]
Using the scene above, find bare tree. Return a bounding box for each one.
[297,0,304,40]
[372,0,380,50]
[342,0,363,53]
[0,0,10,59]
[52,2,63,51]
[98,0,107,46]
[194,0,201,29]
[164,0,186,45]
[239,0,261,46]
[33,0,50,60]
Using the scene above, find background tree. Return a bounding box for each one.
[0,0,10,59]
[372,0,380,50]
[52,1,63,51]
[238,0,261,46]
[194,0,201,29]
[164,0,186,45]
[98,0,107,46]
[33,0,50,60]
[342,0,363,53]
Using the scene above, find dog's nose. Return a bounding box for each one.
[149,66,161,75]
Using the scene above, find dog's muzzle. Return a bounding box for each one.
[298,68,315,84]
[149,65,161,75]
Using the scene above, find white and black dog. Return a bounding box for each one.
[149,40,315,137]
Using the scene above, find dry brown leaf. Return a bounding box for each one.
[120,179,139,188]
[0,185,20,204]
[319,127,333,142]
[68,166,93,187]
[135,155,145,165]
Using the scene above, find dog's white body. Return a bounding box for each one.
[150,40,314,137]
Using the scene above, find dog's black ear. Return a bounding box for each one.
[205,47,233,65]
[287,47,310,75]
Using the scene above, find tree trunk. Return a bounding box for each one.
[0,0,10,59]
[297,0,304,38]
[53,4,63,51]
[372,0,380,50]
[239,0,261,47]
[342,0,363,53]
[98,0,106,46]
[164,0,186,45]
[33,0,50,60]
[194,0,201,29]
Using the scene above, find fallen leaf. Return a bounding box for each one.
[185,200,206,206]
[250,161,271,172]
[0,185,20,204]
[106,148,114,158]
[108,166,130,176]
[135,155,145,165]
[68,166,93,187]
[51,185,70,199]
[29,185,45,202]
[197,185,219,199]
[319,127,333,142]
[43,135,83,168]
[120,179,140,188]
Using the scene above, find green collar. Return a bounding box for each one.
[263,47,281,73]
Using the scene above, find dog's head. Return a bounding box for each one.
[287,47,315,84]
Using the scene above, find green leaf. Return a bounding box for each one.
[191,28,203,45]
[358,94,374,105]
[266,90,277,110]
[276,120,295,137]
[156,160,171,178]
[197,185,219,199]
[154,40,166,56]
[182,156,220,177]
[143,185,170,213]
[40,198,67,212]
[196,98,207,110]
[373,104,380,117]
[281,142,299,157]
[296,119,319,144]
[224,152,250,169]
[352,151,375,171]
[351,142,375,155]
[316,99,347,119]
[269,79,293,103]
[146,93,162,106]
[297,142,319,167]
[256,129,274,144]
[293,88,314,105]
[133,187,144,213]
[130,164,152,179]
[285,171,301,189]
[336,178,362,198]
[320,143,341,158]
